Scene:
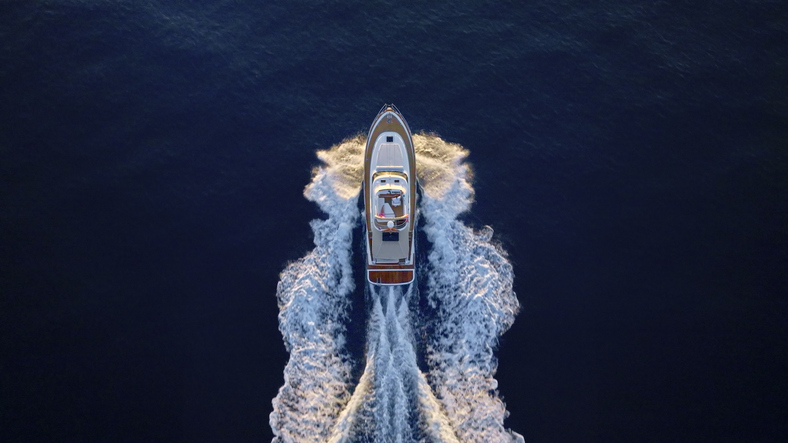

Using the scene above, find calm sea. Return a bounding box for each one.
[1,1,786,441]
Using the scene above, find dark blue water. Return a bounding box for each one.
[2,1,786,442]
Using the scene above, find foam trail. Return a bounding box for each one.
[270,139,364,442]
[373,286,412,441]
[384,285,460,443]
[272,134,522,442]
[330,282,460,443]
[415,135,524,443]
[327,354,374,443]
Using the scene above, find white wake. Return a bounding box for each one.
[271,134,522,443]
[269,138,362,442]
[418,136,524,443]
[329,284,460,443]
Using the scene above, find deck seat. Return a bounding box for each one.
[382,203,395,218]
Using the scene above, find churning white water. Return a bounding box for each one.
[270,135,522,443]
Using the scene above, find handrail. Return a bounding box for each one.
[374,214,409,220]
[373,217,409,231]
[388,104,412,135]
[367,104,412,138]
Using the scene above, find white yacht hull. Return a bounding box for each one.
[363,105,417,285]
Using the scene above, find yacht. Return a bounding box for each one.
[363,105,417,285]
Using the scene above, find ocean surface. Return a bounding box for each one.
[2,1,786,442]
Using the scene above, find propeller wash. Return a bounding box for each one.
[270,114,523,443]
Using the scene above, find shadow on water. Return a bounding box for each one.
[346,192,368,384]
